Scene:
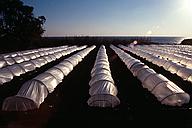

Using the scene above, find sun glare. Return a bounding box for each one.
[182,0,192,14]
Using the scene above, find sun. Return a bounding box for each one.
[182,0,192,14]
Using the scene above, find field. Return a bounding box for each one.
[0,44,192,128]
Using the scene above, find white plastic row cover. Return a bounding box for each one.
[0,45,86,70]
[0,45,69,59]
[111,44,190,106]
[124,45,192,83]
[0,46,72,68]
[2,45,96,111]
[87,45,120,108]
[0,46,86,85]
[135,45,192,68]
[148,45,192,58]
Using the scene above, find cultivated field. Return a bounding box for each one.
[0,44,192,127]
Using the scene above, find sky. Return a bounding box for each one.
[22,0,192,37]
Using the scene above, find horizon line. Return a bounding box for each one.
[43,34,191,38]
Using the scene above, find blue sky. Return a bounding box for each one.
[22,0,192,37]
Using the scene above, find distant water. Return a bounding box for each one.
[150,37,186,44]
[106,36,187,44]
[49,36,191,44]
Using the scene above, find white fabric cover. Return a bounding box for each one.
[34,52,41,58]
[130,62,148,76]
[93,61,109,67]
[177,67,192,80]
[30,58,45,68]
[151,57,161,65]
[155,59,167,67]
[46,67,64,83]
[60,61,73,71]
[163,61,174,70]
[111,44,190,106]
[89,74,114,86]
[2,96,38,111]
[43,56,53,63]
[0,60,7,68]
[146,55,157,62]
[53,52,62,59]
[152,81,190,106]
[186,60,192,68]
[29,53,37,59]
[188,75,192,82]
[38,51,45,56]
[142,74,169,91]
[54,64,71,76]
[19,61,36,72]
[125,59,140,69]
[7,64,25,76]
[180,58,190,65]
[37,57,48,65]
[87,94,120,108]
[167,63,183,74]
[22,55,31,61]
[88,45,120,108]
[91,64,111,75]
[49,54,56,61]
[0,68,14,84]
[17,79,48,105]
[91,68,111,77]
[137,68,156,83]
[4,57,15,65]
[13,56,25,63]
[1,45,96,111]
[65,58,79,67]
[34,73,59,93]
[89,81,118,96]
[73,54,82,62]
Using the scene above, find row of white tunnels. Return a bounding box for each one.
[0,44,191,111]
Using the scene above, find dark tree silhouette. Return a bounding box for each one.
[0,0,46,52]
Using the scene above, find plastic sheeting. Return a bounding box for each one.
[2,96,38,111]
[2,79,49,111]
[132,44,192,69]
[0,68,14,84]
[130,62,148,76]
[167,63,183,74]
[2,45,96,111]
[89,74,114,86]
[54,64,71,76]
[87,45,120,108]
[0,45,69,70]
[7,64,26,76]
[137,68,156,83]
[0,45,87,85]
[46,67,64,83]
[89,81,118,96]
[177,67,192,81]
[34,73,60,93]
[122,44,192,83]
[152,81,190,106]
[19,61,36,72]
[4,57,15,65]
[87,94,120,108]
[13,56,25,63]
[111,44,190,106]
[142,74,169,91]
[0,60,7,68]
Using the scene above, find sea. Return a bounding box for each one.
[102,36,190,44]
[47,36,192,44]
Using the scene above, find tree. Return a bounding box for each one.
[0,0,46,52]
